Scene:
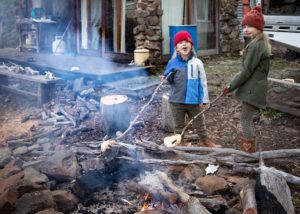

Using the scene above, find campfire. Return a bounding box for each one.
[0,62,300,214]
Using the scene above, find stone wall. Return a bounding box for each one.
[219,0,242,53]
[133,0,163,65]
[0,0,20,48]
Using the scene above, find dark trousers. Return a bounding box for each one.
[170,102,207,139]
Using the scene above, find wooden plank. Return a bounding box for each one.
[266,100,300,117]
[268,77,300,89]
[0,68,60,84]
[0,85,37,98]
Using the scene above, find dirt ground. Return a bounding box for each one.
[0,47,300,212]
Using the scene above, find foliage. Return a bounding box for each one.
[260,108,283,120]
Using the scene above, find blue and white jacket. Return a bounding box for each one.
[164,55,209,104]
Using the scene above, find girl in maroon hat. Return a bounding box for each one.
[163,30,221,148]
[223,6,272,153]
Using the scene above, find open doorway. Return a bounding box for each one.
[105,0,135,53]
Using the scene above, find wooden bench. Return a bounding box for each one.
[0,68,61,106]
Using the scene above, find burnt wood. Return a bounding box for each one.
[73,160,144,200]
[255,167,295,214]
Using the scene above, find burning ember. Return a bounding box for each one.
[140,192,167,212]
[141,192,152,211]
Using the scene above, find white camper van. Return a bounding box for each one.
[257,0,300,58]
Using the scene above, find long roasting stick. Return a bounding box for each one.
[180,92,223,136]
[116,72,173,140]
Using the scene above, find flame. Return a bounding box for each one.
[140,192,166,211]
[141,192,152,211]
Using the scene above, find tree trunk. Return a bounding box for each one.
[100,95,130,136]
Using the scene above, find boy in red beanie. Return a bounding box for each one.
[223,6,271,153]
[163,30,221,148]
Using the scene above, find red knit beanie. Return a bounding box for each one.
[174,30,193,47]
[242,6,265,31]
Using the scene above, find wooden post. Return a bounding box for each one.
[161,93,174,132]
[37,83,55,106]
[100,95,131,137]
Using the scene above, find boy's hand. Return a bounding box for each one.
[199,104,205,111]
[160,75,167,83]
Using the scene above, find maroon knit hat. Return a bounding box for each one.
[242,6,265,31]
[174,30,193,47]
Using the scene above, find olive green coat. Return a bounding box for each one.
[229,39,270,109]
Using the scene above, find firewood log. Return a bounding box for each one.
[256,144,296,214]
[240,182,257,214]
[154,171,211,214]
[59,106,77,127]
[100,95,130,136]
[256,166,295,214]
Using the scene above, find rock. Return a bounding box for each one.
[195,175,228,195]
[179,164,206,183]
[0,173,46,213]
[0,161,21,179]
[38,161,72,182]
[51,190,79,213]
[0,189,18,214]
[13,190,57,214]
[24,167,48,184]
[227,176,247,184]
[0,171,24,193]
[0,147,12,168]
[47,150,79,179]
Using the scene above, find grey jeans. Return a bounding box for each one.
[170,103,207,139]
[240,102,259,139]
